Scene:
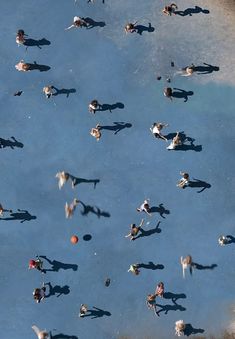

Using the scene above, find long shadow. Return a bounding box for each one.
[98,102,125,113]
[175,6,209,16]
[165,132,202,152]
[78,201,110,218]
[163,292,186,303]
[149,203,170,219]
[184,324,205,336]
[172,88,194,102]
[135,23,155,35]
[27,61,50,72]
[0,209,36,223]
[194,63,219,74]
[224,235,235,245]
[133,221,161,240]
[85,17,106,28]
[52,333,78,339]
[70,175,100,189]
[39,256,78,272]
[193,262,217,270]
[187,178,211,193]
[52,86,76,98]
[24,38,51,49]
[98,122,132,135]
[137,262,164,270]
[45,282,70,298]
[83,306,111,319]
[0,137,24,149]
[156,301,186,315]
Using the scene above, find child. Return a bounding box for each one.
[177,172,189,188]
[137,199,152,216]
[150,123,168,141]
[89,100,101,114]
[90,124,101,141]
[125,219,144,240]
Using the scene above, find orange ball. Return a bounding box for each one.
[70,235,79,244]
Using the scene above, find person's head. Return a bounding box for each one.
[183,173,189,179]
[22,63,30,71]
[17,29,25,36]
[29,260,36,269]
[144,203,150,210]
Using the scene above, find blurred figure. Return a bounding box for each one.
[43,86,54,99]
[89,100,101,114]
[177,172,189,188]
[33,283,46,303]
[164,87,173,100]
[180,255,193,278]
[162,4,178,16]
[167,132,182,150]
[125,22,137,34]
[150,122,168,141]
[16,29,27,46]
[182,64,195,76]
[218,235,230,246]
[155,282,164,298]
[125,219,144,240]
[90,124,101,141]
[128,264,140,275]
[65,198,79,218]
[55,171,70,189]
[65,16,88,30]
[15,60,30,72]
[146,294,159,316]
[136,199,151,216]
[175,320,186,336]
[32,325,50,339]
[29,256,44,273]
[79,304,88,317]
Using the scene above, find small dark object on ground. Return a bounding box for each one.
[166,78,171,83]
[157,76,162,80]
[14,91,23,96]
[105,278,111,287]
[171,61,175,67]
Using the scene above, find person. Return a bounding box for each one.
[89,100,101,114]
[155,282,164,298]
[167,132,182,150]
[175,320,186,336]
[180,255,193,278]
[164,87,173,100]
[125,219,144,240]
[182,64,195,76]
[65,199,79,218]
[128,264,140,275]
[90,124,101,141]
[33,283,46,303]
[162,4,178,16]
[55,171,70,189]
[146,294,159,316]
[29,256,44,273]
[177,172,189,188]
[136,199,151,216]
[125,22,137,34]
[218,235,230,246]
[150,122,168,141]
[32,325,51,339]
[0,204,12,217]
[43,86,54,99]
[79,304,88,317]
[65,16,88,30]
[15,60,30,72]
[16,29,27,46]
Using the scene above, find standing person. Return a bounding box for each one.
[16,29,27,46]
[90,124,101,141]
[177,172,189,188]
[55,171,70,189]
[167,132,182,150]
[65,16,88,30]
[125,22,137,34]
[182,64,195,76]
[32,325,51,339]
[125,219,144,240]
[128,264,140,275]
[43,86,54,99]
[180,255,193,278]
[218,235,230,246]
[162,4,178,16]
[150,123,168,141]
[33,283,46,303]
[65,199,79,218]
[164,87,173,100]
[79,304,88,317]
[29,256,44,273]
[0,204,12,217]
[155,282,164,298]
[136,199,152,216]
[175,320,186,336]
[88,100,101,114]
[146,294,159,316]
[15,60,30,72]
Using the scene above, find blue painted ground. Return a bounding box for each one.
[0,1,235,338]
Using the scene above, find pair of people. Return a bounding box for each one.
[146,283,165,316]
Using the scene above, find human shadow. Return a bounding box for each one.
[39,256,78,272]
[133,221,161,240]
[52,86,76,98]
[82,306,111,319]
[175,6,210,16]
[193,262,217,270]
[135,23,155,35]
[98,122,132,135]
[149,203,170,219]
[165,132,202,152]
[52,334,78,339]
[24,38,51,49]
[193,63,219,74]
[69,175,100,189]
[78,201,110,218]
[85,17,106,29]
[27,61,50,72]
[156,301,186,315]
[163,292,186,303]
[187,178,211,193]
[184,324,205,336]
[0,209,36,223]
[224,235,235,245]
[98,102,125,113]
[45,282,70,298]
[172,88,194,102]
[0,137,24,149]
[137,262,164,270]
